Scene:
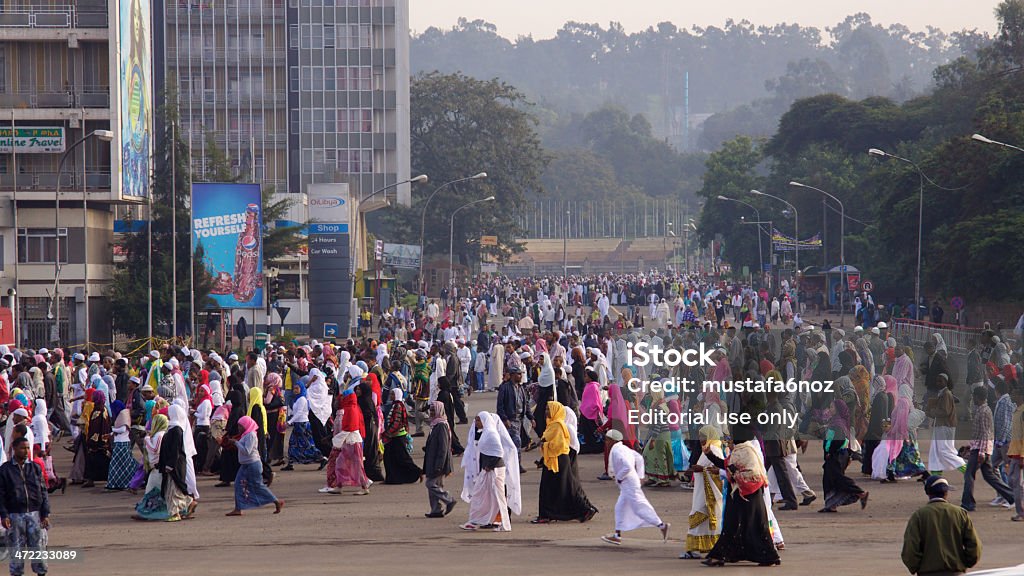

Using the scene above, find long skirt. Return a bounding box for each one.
[927,425,966,473]
[686,467,723,553]
[578,415,603,455]
[891,440,927,479]
[163,475,193,519]
[328,443,370,489]
[309,413,333,458]
[133,470,169,520]
[670,429,689,472]
[219,447,240,483]
[823,450,863,509]
[467,466,510,530]
[69,442,86,483]
[266,411,285,462]
[383,436,422,484]
[235,461,278,510]
[288,421,323,464]
[642,431,675,482]
[106,441,138,490]
[362,421,385,482]
[84,448,110,482]
[539,452,596,521]
[706,486,780,565]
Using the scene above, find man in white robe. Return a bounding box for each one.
[602,429,669,545]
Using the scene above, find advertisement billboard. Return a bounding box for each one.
[192,183,264,308]
[113,0,152,199]
[382,243,421,269]
[0,127,64,153]
[307,184,352,338]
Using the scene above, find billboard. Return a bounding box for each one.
[113,0,152,199]
[382,243,421,269]
[307,184,352,338]
[0,127,64,153]
[192,183,264,308]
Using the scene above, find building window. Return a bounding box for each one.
[289,66,299,92]
[338,109,371,133]
[338,66,371,91]
[337,149,371,174]
[324,25,335,48]
[17,228,68,264]
[289,25,299,49]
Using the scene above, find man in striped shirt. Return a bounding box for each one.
[962,386,1016,511]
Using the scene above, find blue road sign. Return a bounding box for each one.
[323,322,339,338]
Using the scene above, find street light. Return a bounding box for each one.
[971,133,1024,153]
[790,180,847,326]
[419,172,487,294]
[868,147,926,319]
[449,195,495,291]
[716,195,763,287]
[51,128,113,349]
[562,209,570,278]
[361,174,429,207]
[751,189,799,309]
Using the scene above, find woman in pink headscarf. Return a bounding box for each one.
[874,396,926,482]
[578,367,606,456]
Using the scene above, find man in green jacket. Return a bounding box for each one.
[902,475,981,575]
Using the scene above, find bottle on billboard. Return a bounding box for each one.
[233,203,261,303]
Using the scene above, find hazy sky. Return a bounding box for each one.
[410,1,1002,38]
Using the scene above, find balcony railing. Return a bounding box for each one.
[0,171,112,191]
[0,87,111,109]
[0,5,108,28]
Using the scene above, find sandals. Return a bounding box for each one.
[600,533,621,545]
[679,551,702,560]
[701,558,725,567]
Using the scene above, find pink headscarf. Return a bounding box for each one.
[237,415,259,438]
[885,396,912,463]
[883,375,899,398]
[711,356,732,383]
[606,383,636,445]
[580,380,603,422]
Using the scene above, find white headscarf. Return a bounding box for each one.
[306,368,332,425]
[31,399,49,447]
[538,353,555,392]
[563,405,581,453]
[4,408,31,460]
[461,411,522,526]
[168,404,197,458]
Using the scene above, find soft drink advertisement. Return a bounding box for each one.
[191,183,264,308]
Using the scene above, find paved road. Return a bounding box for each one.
[42,412,1022,575]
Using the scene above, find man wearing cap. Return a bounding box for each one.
[496,364,530,469]
[601,429,669,546]
[902,475,981,575]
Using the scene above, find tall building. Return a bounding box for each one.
[0,0,146,348]
[158,0,410,337]
[287,0,410,205]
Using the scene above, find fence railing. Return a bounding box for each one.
[0,6,107,28]
[891,318,987,353]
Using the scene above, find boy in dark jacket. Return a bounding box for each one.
[422,401,456,518]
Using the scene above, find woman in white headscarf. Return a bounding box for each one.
[306,368,334,458]
[167,403,200,505]
[460,411,521,532]
[30,399,53,485]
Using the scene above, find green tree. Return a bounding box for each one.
[108,97,214,339]
[380,72,549,264]
[694,136,765,273]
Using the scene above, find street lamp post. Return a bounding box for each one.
[790,181,846,326]
[449,196,495,292]
[972,133,1024,153]
[562,209,569,278]
[361,174,429,205]
[686,220,696,275]
[868,148,925,319]
[419,173,487,295]
[52,129,113,349]
[716,195,763,287]
[750,190,799,310]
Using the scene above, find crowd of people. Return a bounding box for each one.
[0,271,1019,574]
